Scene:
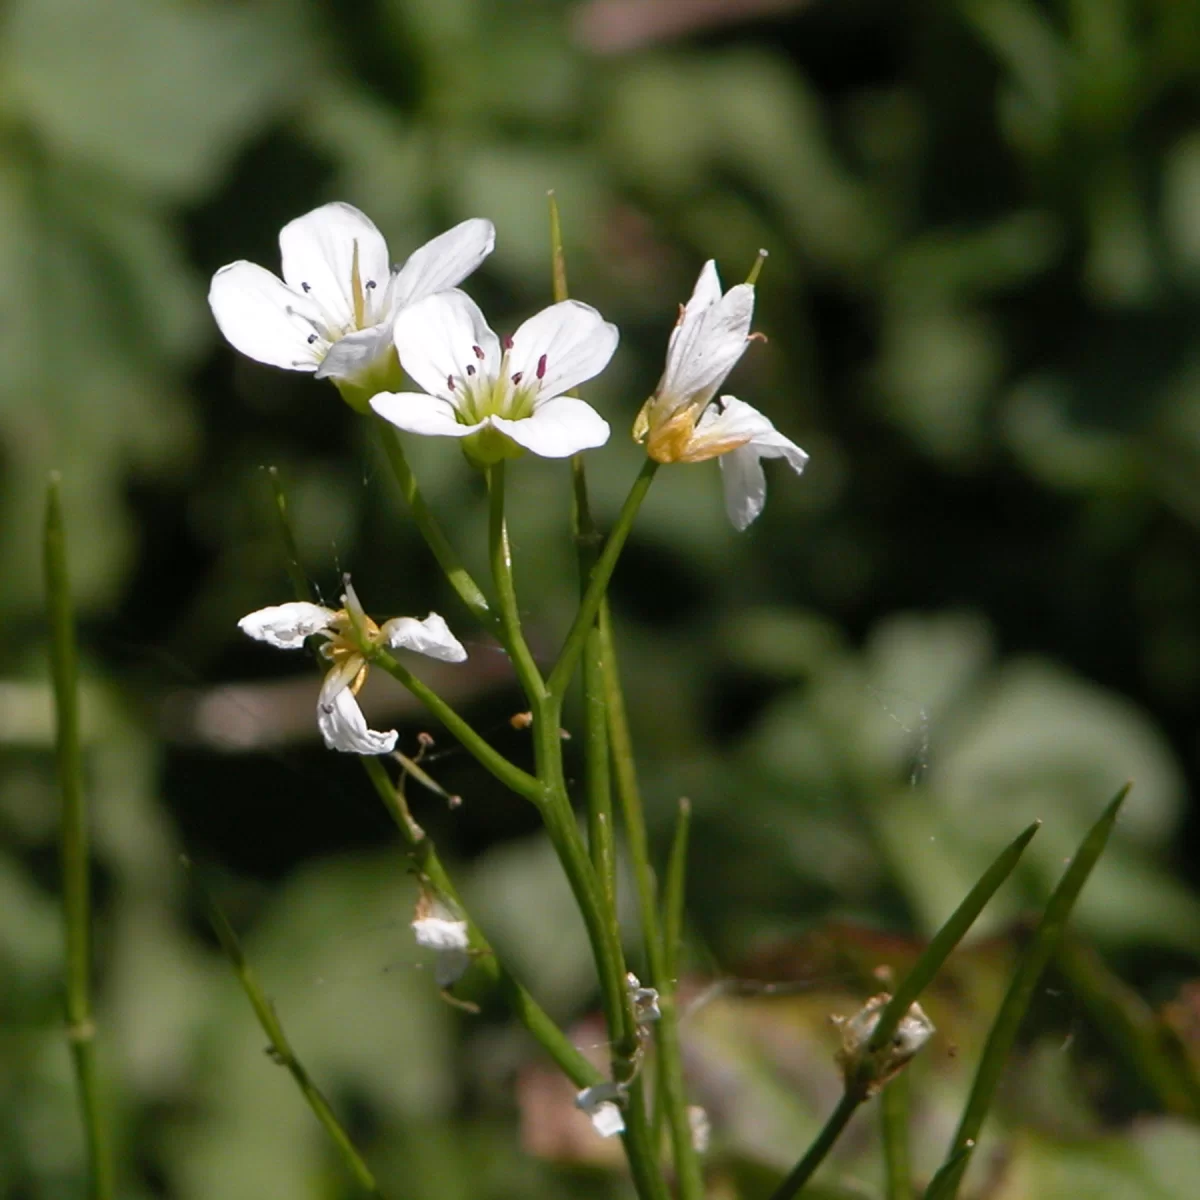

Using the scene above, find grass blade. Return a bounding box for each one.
[861,819,1042,1069]
[925,783,1131,1199]
[45,474,113,1200]
[770,818,1040,1200]
[182,856,388,1198]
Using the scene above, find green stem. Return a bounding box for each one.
[358,758,600,1088]
[374,419,498,635]
[602,614,703,1198]
[486,463,547,701]
[929,785,1130,1200]
[45,476,113,1200]
[364,646,541,804]
[547,458,658,700]
[182,857,386,1197]
[768,1089,864,1200]
[881,1073,914,1200]
[264,467,314,604]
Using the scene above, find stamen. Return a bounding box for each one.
[536,354,548,380]
[447,374,457,391]
[472,344,486,360]
[511,371,523,385]
[365,279,377,289]
[466,364,476,376]
[502,335,513,350]
[307,334,318,344]
[301,282,311,293]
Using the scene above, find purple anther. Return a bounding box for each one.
[301,282,311,293]
[466,364,476,376]
[447,374,457,391]
[536,354,548,380]
[472,344,486,360]
[511,371,523,385]
[502,335,514,350]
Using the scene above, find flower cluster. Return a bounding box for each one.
[211,202,807,525]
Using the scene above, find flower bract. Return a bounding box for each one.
[371,289,618,465]
[209,203,495,410]
[633,260,808,529]
[237,593,467,755]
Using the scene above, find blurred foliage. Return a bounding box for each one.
[6,0,1200,1196]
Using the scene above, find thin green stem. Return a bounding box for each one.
[182,857,386,1197]
[768,1090,863,1200]
[374,418,498,635]
[358,758,601,1088]
[601,612,703,1195]
[364,645,542,803]
[547,458,659,700]
[881,1073,914,1200]
[486,462,547,700]
[45,475,113,1200]
[929,785,1131,1200]
[264,467,314,603]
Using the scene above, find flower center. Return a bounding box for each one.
[446,340,546,425]
[290,240,383,357]
[321,610,382,694]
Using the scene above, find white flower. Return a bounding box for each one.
[412,895,471,988]
[370,289,618,464]
[626,972,661,1026]
[633,260,808,530]
[688,1106,711,1154]
[209,203,495,407]
[237,589,466,755]
[575,1082,626,1138]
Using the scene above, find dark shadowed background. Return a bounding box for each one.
[6,1,1200,1197]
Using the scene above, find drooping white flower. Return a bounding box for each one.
[371,289,618,464]
[237,589,466,755]
[412,894,471,988]
[633,260,808,530]
[575,1082,626,1138]
[209,203,495,408]
[626,972,661,1026]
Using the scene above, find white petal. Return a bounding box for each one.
[490,398,610,458]
[575,1085,625,1138]
[508,300,619,400]
[718,444,767,532]
[279,202,391,331]
[208,262,326,371]
[433,949,470,988]
[238,602,336,649]
[371,392,482,439]
[380,612,468,662]
[412,915,469,953]
[389,218,496,311]
[316,679,398,755]
[705,399,806,531]
[314,322,394,380]
[661,263,754,405]
[393,289,501,401]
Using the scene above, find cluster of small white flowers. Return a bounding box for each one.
[210,201,807,526]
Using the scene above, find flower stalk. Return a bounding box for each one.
[45,475,114,1200]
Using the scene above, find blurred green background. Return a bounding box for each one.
[7,0,1200,1196]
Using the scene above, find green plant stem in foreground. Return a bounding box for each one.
[928,784,1132,1200]
[547,457,659,700]
[182,857,386,1198]
[881,1073,914,1200]
[45,476,113,1200]
[358,758,601,1088]
[769,817,1042,1200]
[375,419,498,636]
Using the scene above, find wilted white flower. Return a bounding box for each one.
[688,1105,711,1154]
[371,290,617,465]
[633,259,808,530]
[832,993,935,1094]
[626,972,661,1026]
[209,203,494,408]
[237,585,466,755]
[575,1082,625,1138]
[412,894,471,988]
